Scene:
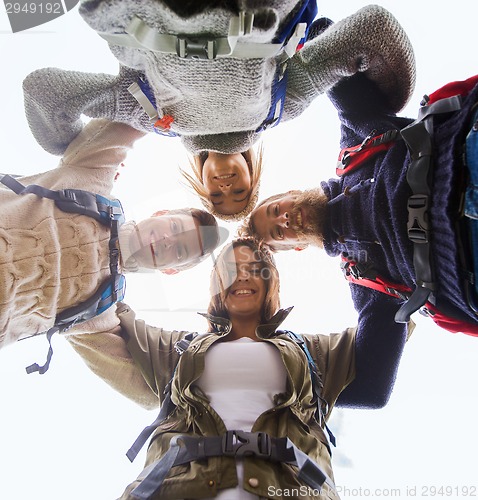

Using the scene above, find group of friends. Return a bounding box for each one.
[2,1,478,499]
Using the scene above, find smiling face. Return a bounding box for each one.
[202,152,252,215]
[128,212,203,271]
[223,245,267,322]
[251,191,305,247]
[250,189,328,250]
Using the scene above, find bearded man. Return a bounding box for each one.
[243,72,478,337]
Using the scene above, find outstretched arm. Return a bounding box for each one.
[23,65,153,156]
[336,286,412,409]
[66,307,160,410]
[60,118,145,171]
[284,5,416,121]
[66,303,189,411]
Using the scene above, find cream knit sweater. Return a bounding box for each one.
[0,119,145,348]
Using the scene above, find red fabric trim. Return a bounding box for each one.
[343,259,478,337]
[427,74,478,105]
[342,257,411,297]
[336,131,396,177]
[337,143,393,176]
[425,304,478,337]
[344,271,411,297]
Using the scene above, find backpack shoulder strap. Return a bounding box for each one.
[336,129,401,176]
[126,332,199,463]
[0,174,125,226]
[280,330,336,448]
[124,2,319,136]
[2,174,127,373]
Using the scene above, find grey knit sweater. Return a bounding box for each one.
[23,3,415,156]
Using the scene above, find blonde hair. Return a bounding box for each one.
[207,238,280,331]
[180,147,264,222]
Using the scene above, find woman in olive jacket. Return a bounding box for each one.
[67,238,411,499]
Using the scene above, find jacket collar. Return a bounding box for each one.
[198,306,294,339]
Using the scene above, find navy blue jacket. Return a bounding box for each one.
[328,74,478,407]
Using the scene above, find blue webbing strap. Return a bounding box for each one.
[130,437,182,500]
[256,0,318,133]
[1,173,87,205]
[284,330,336,447]
[126,333,198,462]
[136,78,178,137]
[126,392,174,463]
[0,174,125,225]
[255,62,288,133]
[274,0,318,44]
[25,274,126,375]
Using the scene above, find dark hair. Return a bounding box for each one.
[162,0,239,18]
[190,207,221,257]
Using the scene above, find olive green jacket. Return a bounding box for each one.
[104,303,356,499]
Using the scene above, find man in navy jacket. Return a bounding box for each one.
[244,72,478,336]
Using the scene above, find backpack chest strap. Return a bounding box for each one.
[130,431,334,500]
[0,174,125,225]
[395,96,463,322]
[98,2,316,61]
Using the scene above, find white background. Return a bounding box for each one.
[1,2,478,499]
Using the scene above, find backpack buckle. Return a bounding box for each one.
[59,189,77,201]
[176,36,217,59]
[222,431,271,458]
[407,194,429,243]
[174,338,191,355]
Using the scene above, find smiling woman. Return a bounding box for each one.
[181,147,263,220]
[60,236,411,499]
[203,152,252,210]
[208,240,277,339]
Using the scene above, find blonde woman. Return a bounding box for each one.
[23,3,415,220]
[181,147,263,220]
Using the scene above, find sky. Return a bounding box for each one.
[1,1,478,499]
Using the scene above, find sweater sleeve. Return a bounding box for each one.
[336,285,413,409]
[284,5,416,121]
[23,65,153,156]
[65,307,160,410]
[59,118,146,173]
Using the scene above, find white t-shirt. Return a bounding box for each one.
[197,337,287,499]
